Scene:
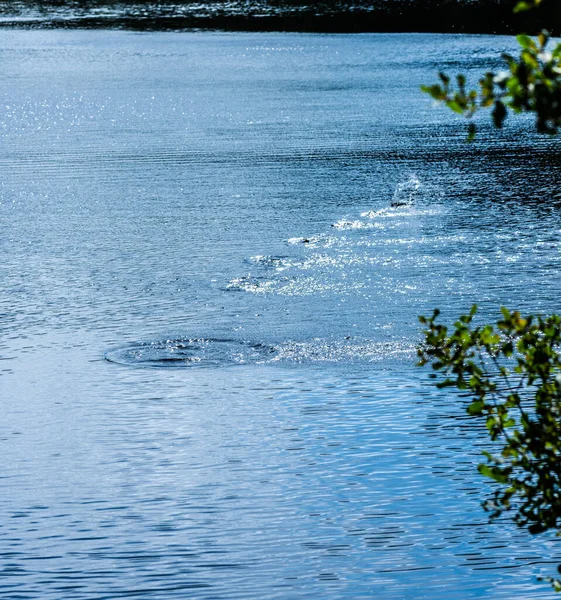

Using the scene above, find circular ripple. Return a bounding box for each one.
[105,338,277,368]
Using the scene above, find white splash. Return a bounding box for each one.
[390,174,421,207]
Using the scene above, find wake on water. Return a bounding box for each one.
[106,175,431,368]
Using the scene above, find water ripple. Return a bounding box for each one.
[105,338,277,368]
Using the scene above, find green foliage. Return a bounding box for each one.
[419,306,561,590]
[419,0,561,591]
[422,29,561,137]
[514,0,543,13]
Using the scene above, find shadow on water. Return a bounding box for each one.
[0,0,556,33]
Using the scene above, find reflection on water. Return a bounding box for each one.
[1,30,561,599]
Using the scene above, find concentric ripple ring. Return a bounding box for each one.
[105,338,278,368]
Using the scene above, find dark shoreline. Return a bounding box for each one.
[0,1,556,34]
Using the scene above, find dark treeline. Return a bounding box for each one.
[0,0,559,34]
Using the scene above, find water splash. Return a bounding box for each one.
[331,219,385,230]
[105,336,414,368]
[245,255,290,268]
[272,338,415,364]
[390,174,421,207]
[226,274,365,296]
[286,235,325,246]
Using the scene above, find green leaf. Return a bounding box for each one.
[514,1,532,12]
[538,30,549,49]
[421,84,446,101]
[467,400,484,415]
[446,101,465,115]
[517,34,536,50]
[478,464,509,483]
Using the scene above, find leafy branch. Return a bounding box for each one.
[419,306,561,590]
[513,0,544,12]
[422,30,561,138]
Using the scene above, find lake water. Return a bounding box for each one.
[2,30,561,599]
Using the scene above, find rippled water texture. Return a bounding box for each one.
[2,31,561,599]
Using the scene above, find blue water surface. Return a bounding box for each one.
[1,30,561,599]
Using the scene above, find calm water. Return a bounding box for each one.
[2,30,561,599]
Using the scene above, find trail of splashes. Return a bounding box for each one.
[105,337,415,368]
[272,338,416,364]
[231,174,441,295]
[225,274,366,296]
